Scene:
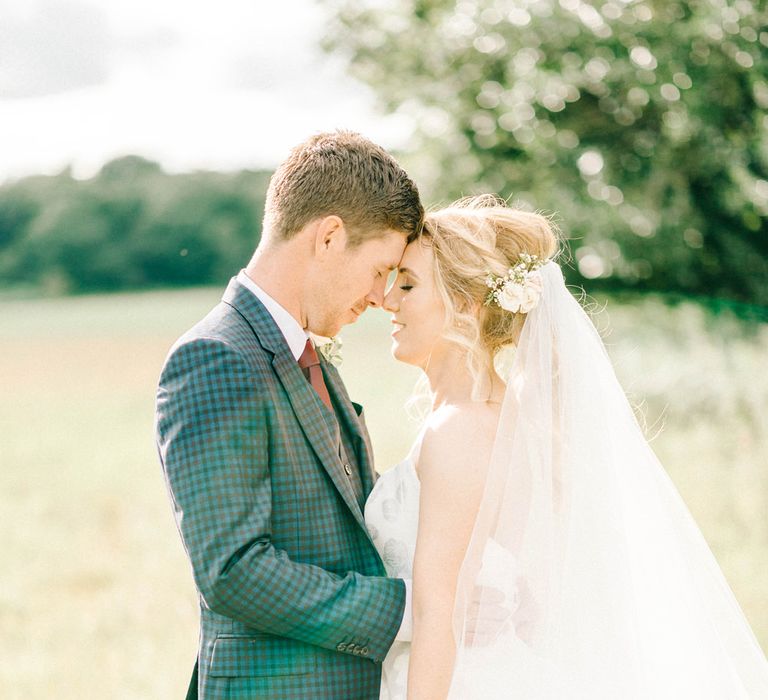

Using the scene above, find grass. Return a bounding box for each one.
[1,286,765,698]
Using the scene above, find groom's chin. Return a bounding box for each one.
[314,318,347,339]
[337,308,365,332]
[310,307,364,338]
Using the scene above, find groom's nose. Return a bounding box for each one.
[365,275,388,308]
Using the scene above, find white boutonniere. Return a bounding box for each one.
[311,334,344,367]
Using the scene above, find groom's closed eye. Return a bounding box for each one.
[378,263,399,279]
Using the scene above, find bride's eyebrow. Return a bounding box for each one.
[398,266,420,280]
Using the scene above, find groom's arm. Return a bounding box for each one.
[155,337,405,663]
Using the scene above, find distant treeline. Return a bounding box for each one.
[0,154,766,315]
[0,156,270,294]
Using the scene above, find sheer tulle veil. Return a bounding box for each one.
[449,262,768,699]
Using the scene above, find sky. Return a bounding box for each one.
[0,0,410,182]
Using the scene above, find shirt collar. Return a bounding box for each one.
[236,270,309,361]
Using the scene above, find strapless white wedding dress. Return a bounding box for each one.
[364,446,420,700]
[363,441,589,700]
[365,440,767,700]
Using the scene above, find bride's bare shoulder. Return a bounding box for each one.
[416,402,500,484]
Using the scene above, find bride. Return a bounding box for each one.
[364,195,768,699]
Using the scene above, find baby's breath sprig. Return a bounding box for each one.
[484,253,546,314]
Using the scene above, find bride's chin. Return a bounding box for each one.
[391,345,421,368]
[390,341,408,364]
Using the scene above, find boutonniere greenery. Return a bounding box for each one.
[312,334,344,367]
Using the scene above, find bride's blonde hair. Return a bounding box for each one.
[422,194,559,398]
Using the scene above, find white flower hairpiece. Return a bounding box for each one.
[312,334,344,367]
[485,253,546,314]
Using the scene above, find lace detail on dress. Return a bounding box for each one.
[364,448,420,699]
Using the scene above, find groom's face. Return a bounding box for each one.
[309,228,407,337]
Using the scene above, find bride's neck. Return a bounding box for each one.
[423,348,504,410]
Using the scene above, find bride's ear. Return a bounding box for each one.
[458,296,482,316]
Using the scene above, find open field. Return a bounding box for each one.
[1,286,766,698]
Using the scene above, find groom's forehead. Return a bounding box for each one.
[369,230,408,267]
[355,247,400,274]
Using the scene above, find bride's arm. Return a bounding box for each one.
[407,407,494,700]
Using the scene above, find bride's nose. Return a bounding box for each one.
[383,288,399,312]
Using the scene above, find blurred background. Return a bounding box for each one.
[1,0,766,697]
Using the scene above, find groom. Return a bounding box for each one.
[155,131,424,699]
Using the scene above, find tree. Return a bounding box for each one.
[326,0,768,305]
[0,159,271,293]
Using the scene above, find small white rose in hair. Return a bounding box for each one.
[497,281,527,313]
[485,254,546,314]
[520,270,543,313]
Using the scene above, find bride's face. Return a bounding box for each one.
[383,240,446,368]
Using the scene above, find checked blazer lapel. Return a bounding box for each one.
[270,350,369,530]
[221,278,368,531]
[321,362,376,498]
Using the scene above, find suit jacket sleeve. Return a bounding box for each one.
[155,336,405,662]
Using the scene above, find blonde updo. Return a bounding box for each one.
[422,194,559,396]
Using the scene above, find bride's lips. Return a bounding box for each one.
[391,319,405,336]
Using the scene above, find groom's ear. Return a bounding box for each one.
[313,215,348,258]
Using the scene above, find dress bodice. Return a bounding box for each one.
[364,444,421,700]
[363,438,583,700]
[364,455,420,579]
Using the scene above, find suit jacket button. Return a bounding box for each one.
[353,645,363,655]
[336,643,347,652]
[361,647,369,655]
[344,463,352,476]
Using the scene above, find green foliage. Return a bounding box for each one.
[326,0,768,304]
[0,157,271,293]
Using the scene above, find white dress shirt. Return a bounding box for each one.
[236,268,413,642]
[237,270,308,361]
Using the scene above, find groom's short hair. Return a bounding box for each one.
[263,131,423,245]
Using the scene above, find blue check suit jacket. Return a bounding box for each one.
[155,278,406,699]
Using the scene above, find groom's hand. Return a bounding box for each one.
[463,585,514,646]
[465,580,539,646]
[510,577,538,643]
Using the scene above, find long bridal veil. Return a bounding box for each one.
[450,262,768,699]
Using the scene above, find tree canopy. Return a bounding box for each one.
[326,0,768,305]
[0,158,270,294]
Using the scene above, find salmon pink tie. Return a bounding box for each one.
[298,339,333,410]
